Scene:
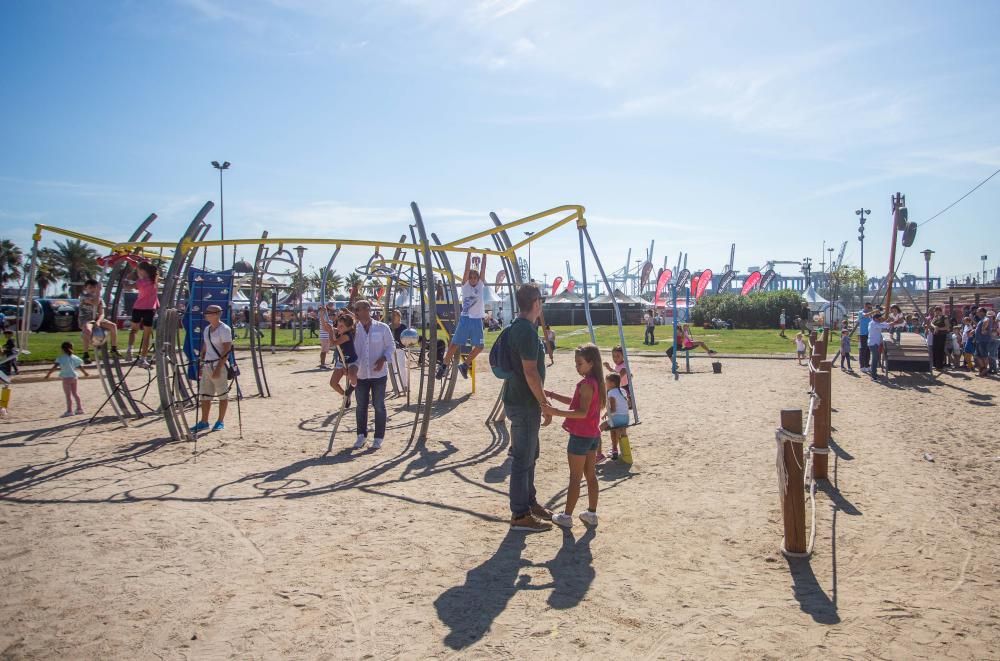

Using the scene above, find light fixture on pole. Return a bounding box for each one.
[801,257,812,287]
[294,245,307,344]
[855,206,870,280]
[524,231,535,281]
[211,161,231,270]
[982,254,989,284]
[921,249,934,313]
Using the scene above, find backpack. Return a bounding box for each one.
[489,325,517,379]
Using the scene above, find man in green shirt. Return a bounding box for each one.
[504,283,554,531]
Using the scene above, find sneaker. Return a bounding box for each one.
[860,367,870,373]
[372,437,383,450]
[435,363,447,380]
[190,420,210,433]
[458,362,469,379]
[212,421,225,431]
[509,514,552,532]
[530,503,553,521]
[125,348,133,361]
[611,450,620,461]
[596,452,608,463]
[110,346,120,356]
[353,435,367,450]
[579,511,599,526]
[552,513,573,528]
[61,411,74,418]
[82,351,91,364]
[75,408,84,415]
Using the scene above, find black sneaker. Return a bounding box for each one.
[82,351,91,364]
[458,362,469,379]
[435,363,447,379]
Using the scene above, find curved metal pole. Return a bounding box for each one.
[248,233,270,398]
[578,227,596,343]
[410,202,437,444]
[156,201,214,442]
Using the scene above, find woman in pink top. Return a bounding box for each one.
[542,343,606,528]
[127,262,160,367]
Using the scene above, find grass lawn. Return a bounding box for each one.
[15,325,797,364]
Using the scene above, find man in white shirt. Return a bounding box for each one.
[351,300,395,450]
[438,253,487,380]
[192,304,233,433]
[867,311,891,382]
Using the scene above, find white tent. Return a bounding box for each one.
[803,285,848,325]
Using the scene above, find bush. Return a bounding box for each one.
[690,289,804,329]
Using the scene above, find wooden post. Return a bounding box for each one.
[816,329,827,360]
[809,354,820,390]
[814,361,832,480]
[780,409,806,555]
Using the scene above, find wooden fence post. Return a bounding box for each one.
[809,354,820,390]
[814,361,832,480]
[779,408,806,555]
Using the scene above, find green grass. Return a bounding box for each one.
[15,325,799,364]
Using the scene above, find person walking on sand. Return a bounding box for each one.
[351,300,395,451]
[505,283,555,532]
[191,304,233,433]
[644,310,656,345]
[45,341,89,417]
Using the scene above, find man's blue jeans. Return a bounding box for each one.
[869,344,881,378]
[506,403,541,518]
[355,376,387,438]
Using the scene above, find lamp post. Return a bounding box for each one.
[211,161,231,270]
[921,249,934,313]
[294,245,307,345]
[856,206,870,284]
[982,254,989,284]
[524,231,535,281]
[801,257,813,288]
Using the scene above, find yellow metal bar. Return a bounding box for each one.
[506,211,580,253]
[442,205,584,249]
[112,236,510,257]
[35,224,167,259]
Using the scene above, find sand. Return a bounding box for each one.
[1,350,998,659]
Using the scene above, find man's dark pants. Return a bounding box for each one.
[859,334,870,368]
[506,403,540,518]
[645,326,654,344]
[355,376,387,438]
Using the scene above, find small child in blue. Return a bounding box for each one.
[327,314,359,407]
[839,328,853,371]
[45,341,90,417]
[599,372,630,461]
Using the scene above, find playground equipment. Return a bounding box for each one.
[774,328,834,558]
[17,201,640,449]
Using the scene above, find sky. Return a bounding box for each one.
[2,0,999,287]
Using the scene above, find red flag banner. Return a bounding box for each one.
[639,261,654,289]
[494,270,507,295]
[740,271,762,295]
[551,276,563,296]
[566,279,576,293]
[653,269,672,307]
[696,268,713,299]
[690,274,700,298]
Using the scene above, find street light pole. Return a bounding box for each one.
[921,249,934,313]
[524,231,535,281]
[294,246,307,345]
[982,254,989,284]
[211,161,231,270]
[856,207,870,298]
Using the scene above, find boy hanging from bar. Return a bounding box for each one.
[437,252,487,381]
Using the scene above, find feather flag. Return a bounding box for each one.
[639,261,654,289]
[740,271,762,295]
[551,276,563,296]
[690,273,700,298]
[718,269,736,293]
[566,279,576,293]
[696,269,713,299]
[759,268,776,291]
[653,269,672,307]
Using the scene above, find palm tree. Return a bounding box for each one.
[345,272,364,297]
[313,269,343,299]
[52,239,100,297]
[35,248,65,297]
[0,239,23,289]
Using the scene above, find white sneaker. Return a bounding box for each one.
[372,437,383,450]
[552,513,573,528]
[353,435,367,449]
[579,511,599,526]
[125,348,133,361]
[60,411,74,418]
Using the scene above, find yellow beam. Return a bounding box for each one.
[34,224,167,260]
[112,237,511,257]
[441,205,584,249]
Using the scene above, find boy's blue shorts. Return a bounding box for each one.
[450,315,484,348]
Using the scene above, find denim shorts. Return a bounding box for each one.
[608,414,629,429]
[451,315,485,348]
[567,434,600,456]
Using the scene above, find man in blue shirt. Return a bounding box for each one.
[857,302,873,372]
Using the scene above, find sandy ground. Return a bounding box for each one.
[1,348,998,659]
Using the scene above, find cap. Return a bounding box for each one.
[205,304,223,314]
[873,312,883,318]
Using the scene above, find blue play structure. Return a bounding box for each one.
[183,268,235,379]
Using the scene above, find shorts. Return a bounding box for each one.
[320,336,331,352]
[333,355,358,370]
[974,342,991,358]
[608,414,629,429]
[131,308,156,328]
[567,434,600,456]
[797,350,806,358]
[78,309,96,325]
[199,366,230,398]
[451,315,485,348]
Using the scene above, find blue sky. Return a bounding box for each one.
[2,0,999,285]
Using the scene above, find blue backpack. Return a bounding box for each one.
[489,325,517,379]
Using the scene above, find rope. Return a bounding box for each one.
[774,392,821,558]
